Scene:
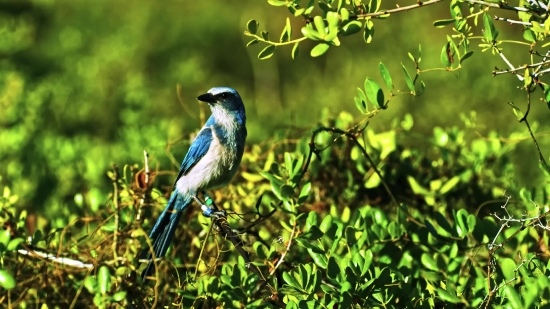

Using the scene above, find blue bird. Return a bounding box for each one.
[141,87,247,279]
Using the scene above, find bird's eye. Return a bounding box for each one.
[221,93,228,99]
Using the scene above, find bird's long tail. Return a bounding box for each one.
[141,193,191,280]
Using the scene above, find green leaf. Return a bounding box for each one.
[268,0,287,6]
[301,27,322,40]
[246,19,258,35]
[306,211,318,230]
[439,176,460,195]
[378,62,393,90]
[319,215,333,233]
[340,8,350,21]
[437,287,461,303]
[113,291,127,302]
[440,42,451,68]
[280,18,292,43]
[327,256,340,279]
[364,20,374,43]
[299,182,311,202]
[459,50,474,64]
[308,249,328,268]
[342,21,362,36]
[421,253,439,271]
[292,42,300,59]
[280,184,295,201]
[258,45,276,60]
[369,0,381,13]
[362,250,373,276]
[364,78,384,108]
[503,285,522,308]
[310,43,330,57]
[253,241,269,259]
[483,12,498,42]
[344,226,357,246]
[98,265,111,295]
[7,238,24,251]
[246,39,259,47]
[0,269,15,290]
[401,63,415,94]
[326,11,339,32]
[433,19,456,28]
[313,16,326,35]
[283,271,301,288]
[0,230,10,248]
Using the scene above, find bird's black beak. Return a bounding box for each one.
[197,93,216,103]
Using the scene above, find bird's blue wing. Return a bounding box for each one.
[173,125,213,185]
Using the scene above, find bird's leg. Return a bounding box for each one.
[193,196,213,217]
[200,191,227,219]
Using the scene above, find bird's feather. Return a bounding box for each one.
[174,124,214,184]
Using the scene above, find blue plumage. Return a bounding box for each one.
[141,87,247,279]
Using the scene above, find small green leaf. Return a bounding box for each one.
[401,63,415,94]
[280,184,295,200]
[306,211,318,230]
[418,44,422,63]
[246,19,258,35]
[7,238,24,251]
[253,241,269,259]
[421,253,439,271]
[378,62,393,90]
[246,39,259,47]
[459,50,474,64]
[440,42,451,68]
[342,21,362,36]
[280,17,292,43]
[0,269,15,290]
[299,182,311,202]
[362,250,373,276]
[260,31,269,40]
[0,230,10,247]
[437,287,461,303]
[354,97,367,114]
[439,176,460,195]
[301,27,322,40]
[319,215,333,233]
[483,12,498,42]
[364,20,374,43]
[98,265,111,295]
[291,42,300,59]
[258,45,276,60]
[327,256,340,279]
[340,8,350,21]
[308,249,328,268]
[268,0,287,6]
[310,43,330,57]
[113,291,127,302]
[503,285,522,308]
[364,78,384,108]
[433,19,455,28]
[313,16,326,35]
[283,271,300,288]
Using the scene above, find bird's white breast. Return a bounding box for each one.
[175,125,244,197]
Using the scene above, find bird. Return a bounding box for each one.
[141,86,247,280]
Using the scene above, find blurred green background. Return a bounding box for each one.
[1,0,548,221]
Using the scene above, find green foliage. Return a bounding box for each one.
[2,0,550,307]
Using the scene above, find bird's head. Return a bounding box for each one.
[197,87,244,112]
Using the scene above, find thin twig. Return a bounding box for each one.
[269,220,296,276]
[111,164,120,267]
[355,0,446,19]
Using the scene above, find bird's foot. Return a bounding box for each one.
[201,207,227,219]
